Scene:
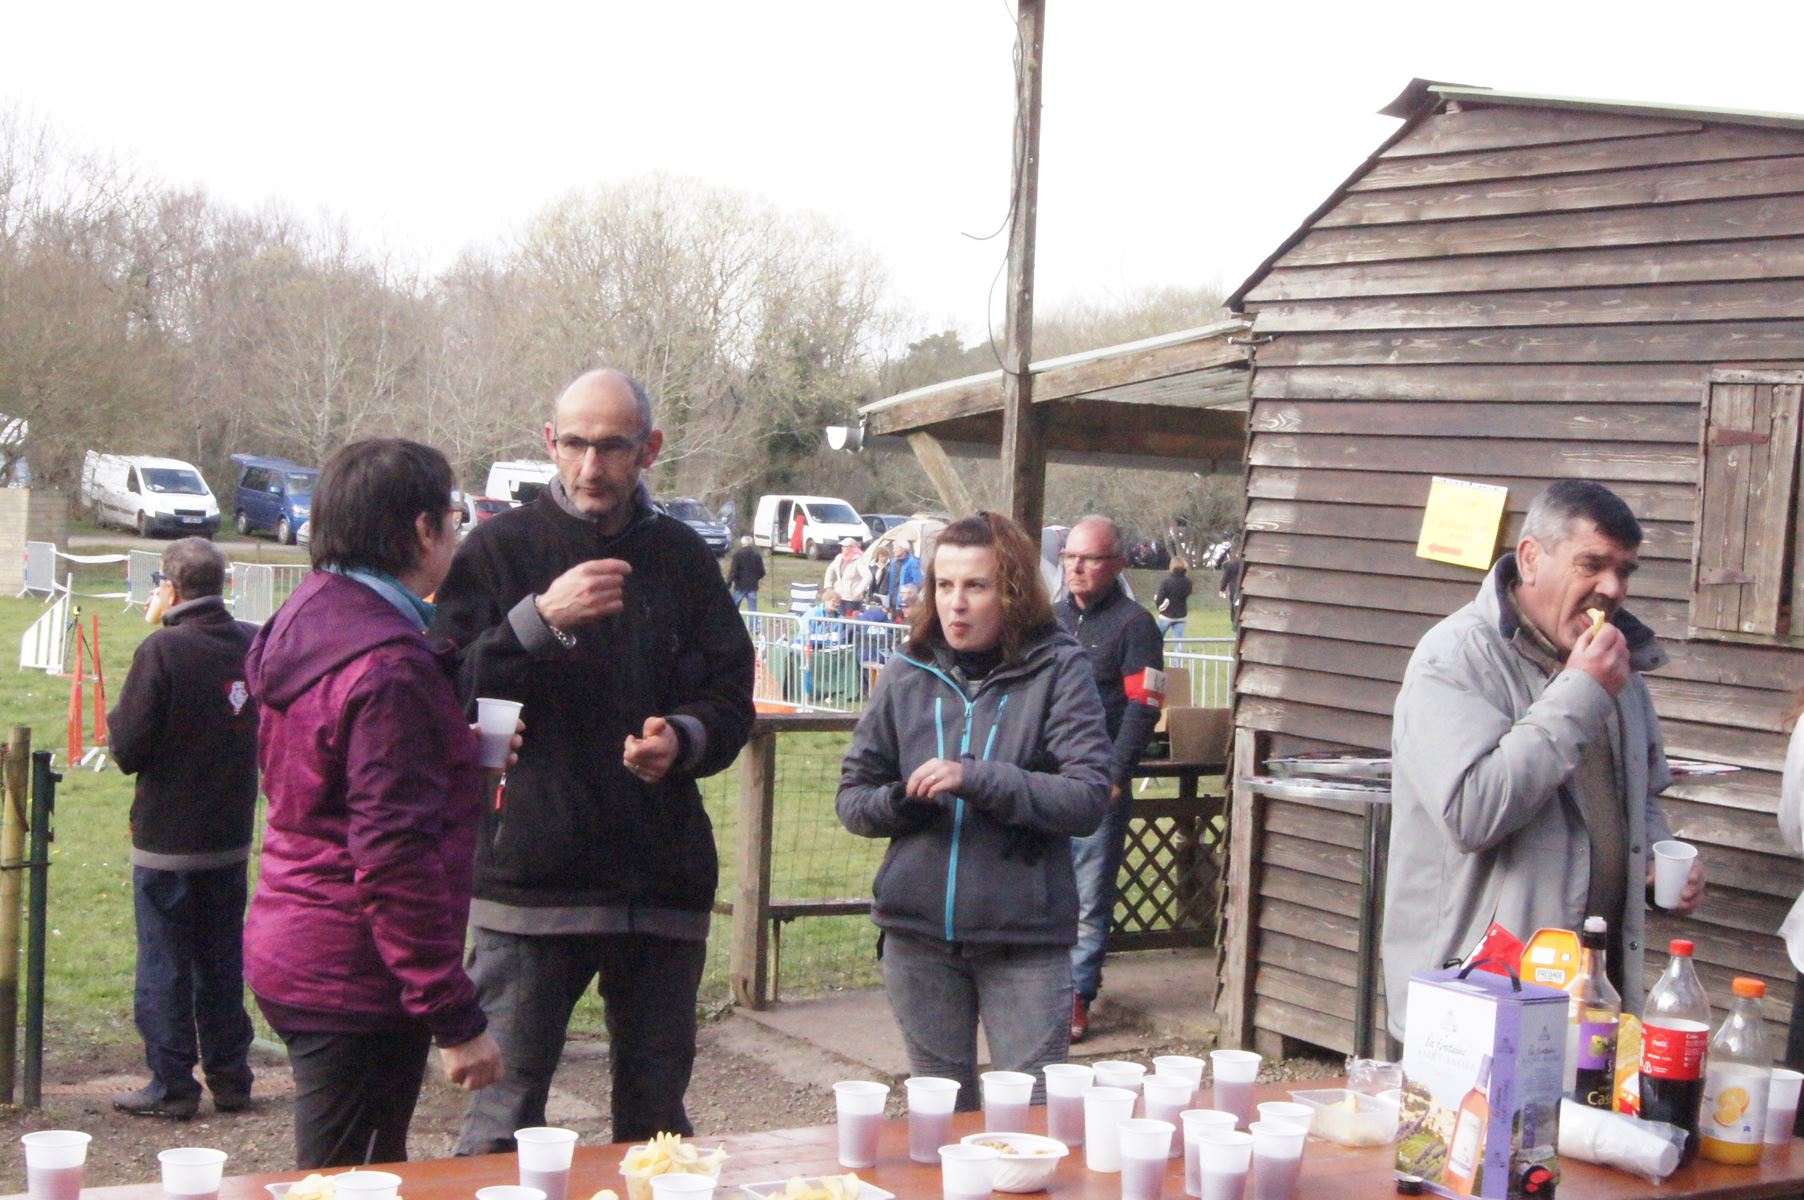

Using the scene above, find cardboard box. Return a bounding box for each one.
[1153,667,1192,733]
[1396,965,1566,1198]
[1166,706,1231,764]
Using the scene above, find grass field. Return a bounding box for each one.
[1,545,1230,1053]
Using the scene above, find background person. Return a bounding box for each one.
[887,540,923,613]
[107,537,259,1120]
[244,438,502,1168]
[727,534,765,611]
[823,536,872,607]
[1058,515,1164,1043]
[432,368,755,1150]
[837,511,1111,1105]
[1154,560,1192,640]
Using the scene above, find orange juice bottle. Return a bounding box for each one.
[1698,978,1772,1165]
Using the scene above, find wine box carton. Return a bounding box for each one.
[1397,964,1568,1198]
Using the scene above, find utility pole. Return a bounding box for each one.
[1000,0,1047,532]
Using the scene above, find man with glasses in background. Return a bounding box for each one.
[1056,516,1165,1042]
[432,368,755,1150]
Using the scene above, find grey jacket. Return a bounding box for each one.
[837,625,1113,946]
[1382,555,1673,1037]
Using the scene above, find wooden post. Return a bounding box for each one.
[1215,724,1265,1048]
[906,432,977,517]
[730,729,777,1010]
[999,0,1047,534]
[0,727,27,1103]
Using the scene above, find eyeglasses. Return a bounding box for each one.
[1060,552,1119,569]
[552,433,646,463]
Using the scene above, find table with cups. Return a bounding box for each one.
[18,1053,1804,1200]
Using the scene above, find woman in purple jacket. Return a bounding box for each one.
[244,439,502,1168]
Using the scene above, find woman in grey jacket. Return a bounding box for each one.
[838,511,1112,1106]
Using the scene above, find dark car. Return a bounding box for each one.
[230,454,318,545]
[468,497,509,525]
[861,513,911,539]
[656,497,732,556]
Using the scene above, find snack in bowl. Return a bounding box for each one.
[620,1134,728,1200]
[957,1132,1068,1192]
[780,1175,861,1200]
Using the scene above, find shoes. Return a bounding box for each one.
[111,1086,199,1119]
[212,1091,253,1113]
[1070,995,1090,1044]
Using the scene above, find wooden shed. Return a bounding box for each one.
[1218,80,1804,1056]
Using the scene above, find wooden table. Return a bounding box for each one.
[47,1082,1804,1200]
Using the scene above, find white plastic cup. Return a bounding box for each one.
[479,1189,547,1200]
[1095,1060,1149,1092]
[1181,1111,1239,1198]
[1044,1064,1095,1146]
[515,1126,579,1200]
[648,1178,716,1200]
[1143,1076,1198,1156]
[1209,1050,1262,1129]
[23,1132,91,1200]
[1652,840,1698,909]
[1253,1102,1313,1136]
[907,1077,962,1164]
[1247,1121,1307,1200]
[159,1149,229,1200]
[981,1070,1035,1133]
[834,1079,890,1169]
[476,697,524,769]
[1119,1119,1178,1200]
[1153,1056,1208,1088]
[333,1172,402,1200]
[1084,1085,1139,1172]
[1194,1129,1253,1200]
[939,1143,999,1200]
[1767,1068,1804,1144]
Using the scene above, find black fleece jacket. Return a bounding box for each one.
[107,596,259,865]
[1057,581,1164,788]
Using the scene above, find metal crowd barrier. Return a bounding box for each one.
[744,610,909,715]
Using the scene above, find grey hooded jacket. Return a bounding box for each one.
[837,625,1112,946]
[1382,554,1673,1037]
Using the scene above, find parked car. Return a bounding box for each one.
[655,496,732,556]
[751,494,872,559]
[467,496,510,525]
[860,513,911,539]
[484,460,556,506]
[80,451,220,538]
[229,454,318,544]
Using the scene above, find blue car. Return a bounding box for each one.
[230,454,319,544]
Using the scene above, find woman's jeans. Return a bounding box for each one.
[881,930,1071,1108]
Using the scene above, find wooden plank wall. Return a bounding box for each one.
[0,490,68,595]
[1233,104,1804,1051]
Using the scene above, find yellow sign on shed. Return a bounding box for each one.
[1416,476,1509,571]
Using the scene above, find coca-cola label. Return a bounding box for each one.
[1642,1020,1710,1080]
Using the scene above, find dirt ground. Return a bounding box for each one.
[0,1013,1336,1192]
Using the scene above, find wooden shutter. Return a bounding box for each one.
[1690,370,1804,640]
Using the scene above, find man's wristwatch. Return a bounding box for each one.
[534,597,578,649]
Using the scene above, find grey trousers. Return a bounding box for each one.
[454,928,707,1153]
[880,930,1072,1110]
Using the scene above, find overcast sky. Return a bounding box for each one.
[7,1,1804,341]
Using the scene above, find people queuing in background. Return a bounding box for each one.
[1056,516,1165,1044]
[868,543,894,608]
[823,536,872,607]
[1153,559,1192,641]
[108,537,260,1120]
[727,534,765,612]
[887,540,923,613]
[431,368,755,1149]
[243,439,504,1168]
[837,510,1111,1106]
[1217,551,1242,628]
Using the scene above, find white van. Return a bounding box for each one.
[752,494,872,559]
[80,452,220,537]
[485,460,556,506]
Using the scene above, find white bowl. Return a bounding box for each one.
[1286,1088,1399,1147]
[739,1180,894,1200]
[958,1131,1069,1192]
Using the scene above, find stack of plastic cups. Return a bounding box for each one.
[1118,1119,1177,1200]
[1247,1121,1307,1200]
[1084,1085,1139,1171]
[1252,1103,1312,1136]
[515,1127,579,1200]
[1144,1076,1197,1157]
[906,1077,961,1164]
[1194,1129,1253,1200]
[158,1150,230,1200]
[649,1177,717,1200]
[1153,1056,1207,1090]
[981,1070,1035,1133]
[1094,1061,1149,1116]
[1044,1064,1095,1145]
[939,1144,999,1200]
[834,1080,891,1169]
[1180,1111,1237,1197]
[1208,1050,1262,1130]
[22,1132,91,1200]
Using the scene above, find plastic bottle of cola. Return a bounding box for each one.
[1639,938,1710,1160]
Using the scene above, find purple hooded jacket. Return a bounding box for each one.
[242,571,487,1047]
